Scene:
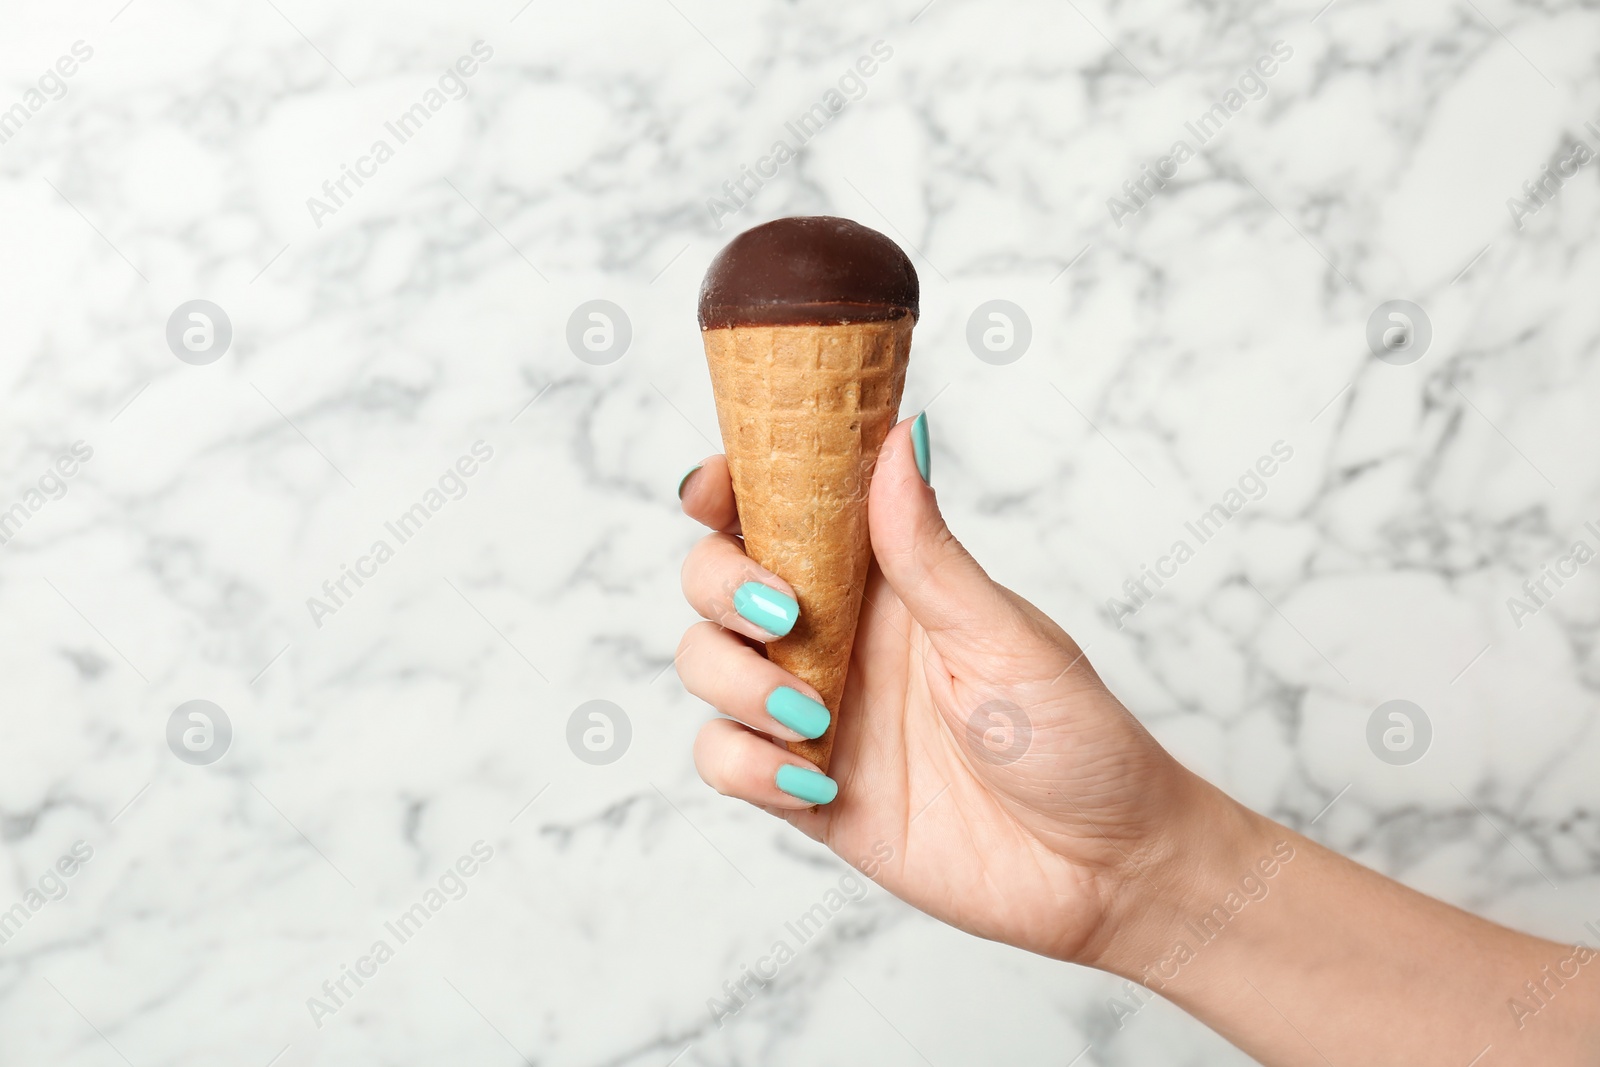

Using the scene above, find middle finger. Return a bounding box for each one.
[676,621,832,743]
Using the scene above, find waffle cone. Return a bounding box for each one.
[702,317,913,772]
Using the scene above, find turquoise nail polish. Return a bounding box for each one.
[911,411,931,484]
[776,764,838,805]
[733,581,798,637]
[677,464,702,499]
[766,687,830,740]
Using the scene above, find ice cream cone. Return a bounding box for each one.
[702,315,913,771]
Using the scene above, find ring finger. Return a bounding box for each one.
[676,621,832,743]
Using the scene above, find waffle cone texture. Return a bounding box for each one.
[702,317,913,772]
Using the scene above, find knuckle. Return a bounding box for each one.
[694,728,740,797]
[679,546,697,594]
[674,624,704,667]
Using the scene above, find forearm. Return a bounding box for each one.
[1089,774,1600,1066]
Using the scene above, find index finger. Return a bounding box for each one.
[678,454,741,534]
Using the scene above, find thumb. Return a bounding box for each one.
[868,413,1016,641]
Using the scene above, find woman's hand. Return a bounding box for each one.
[674,415,1216,966]
[676,415,1600,1067]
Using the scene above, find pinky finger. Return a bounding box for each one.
[693,718,840,809]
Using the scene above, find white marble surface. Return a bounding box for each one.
[2,0,1598,1063]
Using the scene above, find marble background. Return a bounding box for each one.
[1,0,1597,1063]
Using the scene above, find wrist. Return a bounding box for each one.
[1081,770,1282,982]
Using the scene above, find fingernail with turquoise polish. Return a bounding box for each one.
[677,464,702,499]
[911,411,931,484]
[766,687,830,740]
[733,581,798,637]
[776,764,838,805]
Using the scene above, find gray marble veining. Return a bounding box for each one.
[0,0,1596,1064]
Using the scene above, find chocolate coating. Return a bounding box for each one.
[698,216,919,329]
